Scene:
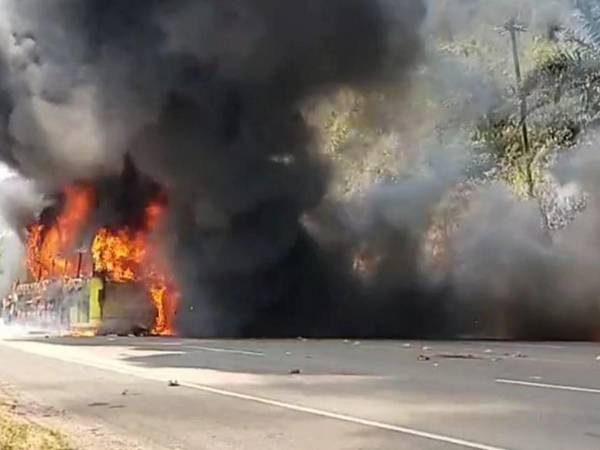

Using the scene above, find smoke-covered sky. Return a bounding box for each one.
[1,0,600,339]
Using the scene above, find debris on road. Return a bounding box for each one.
[88,402,109,408]
[504,352,528,359]
[132,325,149,337]
[436,353,481,360]
[168,380,180,387]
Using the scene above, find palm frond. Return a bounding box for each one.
[569,0,600,52]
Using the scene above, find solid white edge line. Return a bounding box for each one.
[176,381,510,450]
[186,345,264,356]
[0,340,509,450]
[496,379,600,394]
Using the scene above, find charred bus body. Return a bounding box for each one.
[2,277,155,335]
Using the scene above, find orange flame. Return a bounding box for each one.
[27,185,95,280]
[91,229,145,283]
[26,185,178,335]
[91,200,178,335]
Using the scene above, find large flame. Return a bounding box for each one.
[26,185,178,335]
[27,185,95,279]
[91,200,178,335]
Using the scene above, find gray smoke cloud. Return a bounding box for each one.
[0,174,32,298]
[2,0,600,340]
[430,0,600,340]
[450,171,600,340]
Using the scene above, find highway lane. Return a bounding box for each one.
[0,336,599,449]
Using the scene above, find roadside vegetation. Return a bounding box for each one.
[0,402,73,450]
[312,0,600,247]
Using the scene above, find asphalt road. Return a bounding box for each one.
[0,334,599,450]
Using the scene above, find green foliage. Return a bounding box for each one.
[474,114,579,196]
[471,26,600,197]
[323,90,364,156]
[313,2,600,214]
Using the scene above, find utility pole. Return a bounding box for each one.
[499,19,534,196]
[499,18,552,235]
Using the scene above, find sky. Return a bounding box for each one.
[0,163,14,182]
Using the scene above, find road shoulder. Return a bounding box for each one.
[0,382,149,450]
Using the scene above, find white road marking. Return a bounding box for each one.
[135,341,264,356]
[496,379,600,394]
[173,382,510,450]
[492,343,565,350]
[186,345,264,357]
[0,340,508,450]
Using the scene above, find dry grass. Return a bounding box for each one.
[0,407,73,450]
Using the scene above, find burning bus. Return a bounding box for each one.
[4,179,178,336]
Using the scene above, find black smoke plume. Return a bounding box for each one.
[0,0,435,337]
